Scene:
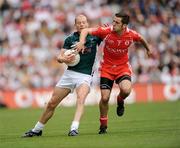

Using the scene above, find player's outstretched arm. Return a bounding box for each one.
[139,35,152,57]
[74,28,94,52]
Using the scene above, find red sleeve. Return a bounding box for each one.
[130,30,141,42]
[91,26,111,39]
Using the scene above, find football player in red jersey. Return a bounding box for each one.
[75,12,152,134]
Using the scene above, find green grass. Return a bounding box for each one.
[0,101,180,148]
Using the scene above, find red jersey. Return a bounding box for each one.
[91,26,141,65]
[91,26,142,80]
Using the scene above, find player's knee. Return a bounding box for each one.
[101,96,109,104]
[121,87,131,97]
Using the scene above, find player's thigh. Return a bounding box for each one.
[76,83,90,103]
[56,70,76,93]
[118,79,132,94]
[75,72,92,101]
[49,87,71,106]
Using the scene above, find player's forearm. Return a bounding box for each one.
[140,37,151,52]
[57,49,65,63]
[74,28,91,52]
[140,37,152,57]
[79,28,90,44]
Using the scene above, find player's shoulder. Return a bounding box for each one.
[66,32,76,39]
[64,32,78,44]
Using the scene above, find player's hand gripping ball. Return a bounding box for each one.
[64,50,80,66]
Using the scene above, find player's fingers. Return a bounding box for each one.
[67,54,75,58]
[82,48,85,54]
[68,55,75,61]
[103,23,109,27]
[71,44,76,48]
[74,47,81,52]
[64,54,73,62]
[74,42,84,52]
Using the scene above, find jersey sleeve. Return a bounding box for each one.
[91,26,111,39]
[131,30,141,42]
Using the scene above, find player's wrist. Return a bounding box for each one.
[80,40,85,45]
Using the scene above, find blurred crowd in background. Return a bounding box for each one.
[0,0,180,91]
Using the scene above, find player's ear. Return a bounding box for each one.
[123,24,127,29]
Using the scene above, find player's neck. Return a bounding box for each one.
[116,30,123,35]
[116,29,125,36]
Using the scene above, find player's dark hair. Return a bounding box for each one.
[115,12,130,25]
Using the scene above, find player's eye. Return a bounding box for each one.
[113,20,121,24]
[77,21,86,25]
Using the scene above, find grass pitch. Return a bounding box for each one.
[0,101,180,148]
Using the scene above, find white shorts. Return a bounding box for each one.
[56,70,92,93]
